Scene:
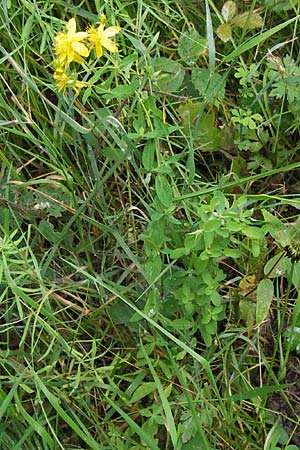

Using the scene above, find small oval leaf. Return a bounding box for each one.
[130,382,157,403]
[217,23,232,43]
[222,1,237,22]
[155,174,173,207]
[232,12,263,30]
[142,140,155,171]
[256,279,274,325]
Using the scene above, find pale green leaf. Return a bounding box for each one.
[224,16,299,63]
[217,23,232,42]
[221,1,237,22]
[232,11,263,30]
[256,279,274,324]
[178,30,207,64]
[130,382,157,403]
[154,57,185,92]
[142,140,155,171]
[239,299,256,328]
[155,174,173,207]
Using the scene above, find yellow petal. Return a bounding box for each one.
[72,41,89,57]
[101,38,118,53]
[95,42,103,58]
[103,26,121,38]
[66,18,76,35]
[73,31,88,41]
[97,24,105,35]
[72,54,84,64]
[74,80,87,88]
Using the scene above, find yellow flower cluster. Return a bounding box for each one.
[53,16,121,93]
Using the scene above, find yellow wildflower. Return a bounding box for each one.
[53,68,69,91]
[53,67,87,93]
[88,19,121,58]
[54,18,89,66]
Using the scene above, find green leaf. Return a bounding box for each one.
[142,140,155,171]
[178,30,207,65]
[182,432,211,450]
[191,69,225,105]
[239,299,256,327]
[177,101,202,134]
[130,382,157,403]
[170,319,193,330]
[241,225,265,240]
[145,254,162,283]
[194,112,221,151]
[217,23,232,42]
[232,11,263,30]
[224,16,298,62]
[102,78,139,100]
[169,247,189,259]
[264,254,290,278]
[38,220,61,244]
[256,279,274,325]
[205,0,215,73]
[155,174,173,207]
[292,262,300,290]
[221,1,237,21]
[154,57,185,92]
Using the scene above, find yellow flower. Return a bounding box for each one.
[54,18,89,65]
[53,68,69,91]
[88,21,121,58]
[53,67,87,93]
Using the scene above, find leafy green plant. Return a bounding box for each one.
[267,54,300,133]
[2,0,300,448]
[141,190,267,346]
[217,1,263,43]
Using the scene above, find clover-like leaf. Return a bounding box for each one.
[232,11,263,30]
[217,23,232,42]
[221,1,237,22]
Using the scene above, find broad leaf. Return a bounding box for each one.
[155,174,173,207]
[142,140,155,171]
[154,57,185,92]
[130,382,157,403]
[178,30,207,65]
[221,1,237,22]
[232,11,263,30]
[256,279,274,325]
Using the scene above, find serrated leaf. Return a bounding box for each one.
[178,30,207,65]
[256,279,274,325]
[222,1,237,22]
[155,174,173,207]
[232,11,263,30]
[130,382,157,403]
[217,23,232,42]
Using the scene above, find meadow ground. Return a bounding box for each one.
[1,1,300,449]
